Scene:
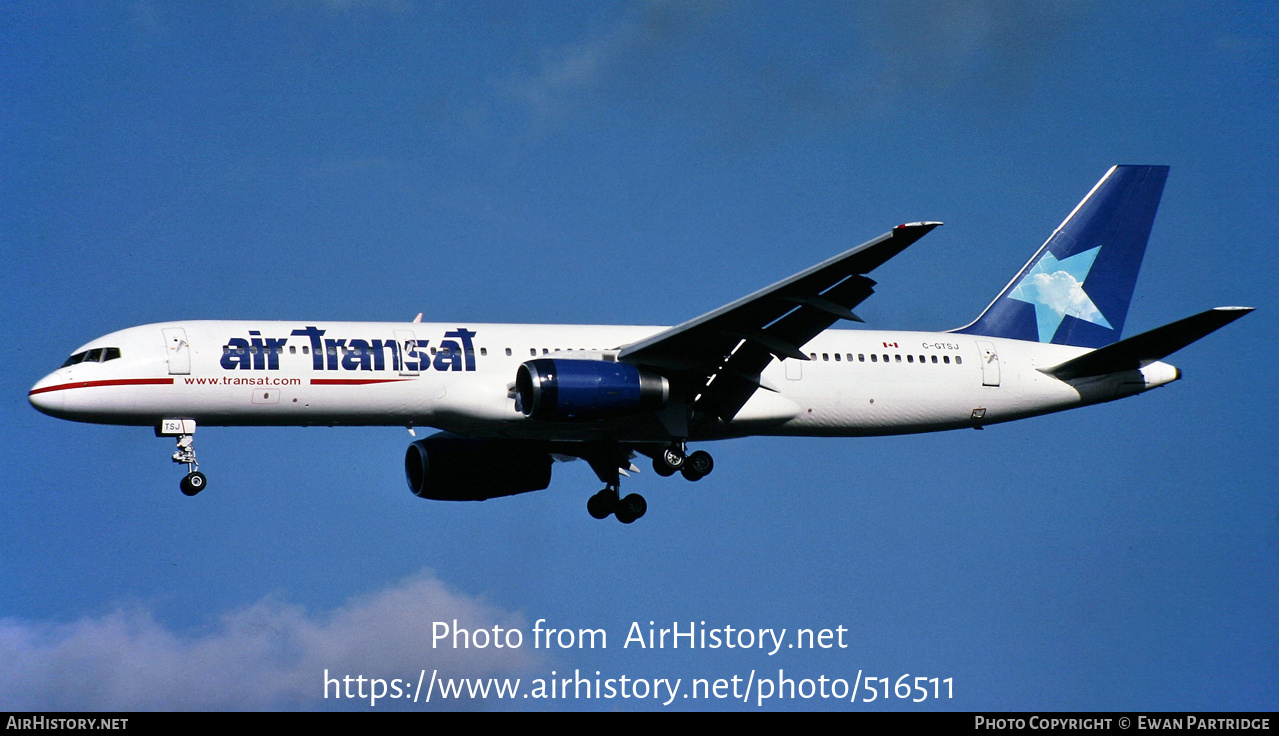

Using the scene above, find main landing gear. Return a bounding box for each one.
[587,485,648,524]
[582,442,714,523]
[650,442,714,482]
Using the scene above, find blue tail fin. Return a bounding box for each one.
[954,165,1169,348]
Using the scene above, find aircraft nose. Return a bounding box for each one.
[29,374,67,416]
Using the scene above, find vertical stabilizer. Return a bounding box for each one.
[954,165,1169,348]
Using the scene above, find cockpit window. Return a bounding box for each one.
[60,347,122,367]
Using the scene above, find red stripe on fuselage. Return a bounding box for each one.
[309,378,413,386]
[28,378,175,396]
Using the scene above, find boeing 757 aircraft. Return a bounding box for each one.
[29,166,1252,523]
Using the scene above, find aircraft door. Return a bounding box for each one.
[976,340,1000,387]
[394,329,419,376]
[163,328,191,375]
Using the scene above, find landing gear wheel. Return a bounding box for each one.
[652,456,677,477]
[587,490,616,520]
[686,450,713,477]
[654,444,685,476]
[614,493,647,524]
[180,471,207,497]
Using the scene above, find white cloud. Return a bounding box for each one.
[1030,270,1106,324]
[0,571,538,710]
[506,0,1091,137]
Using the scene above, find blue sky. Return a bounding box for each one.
[2,1,1275,711]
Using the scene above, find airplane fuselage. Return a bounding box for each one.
[29,320,1180,441]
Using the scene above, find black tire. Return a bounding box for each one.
[587,491,615,520]
[680,465,705,482]
[687,450,714,477]
[615,493,647,524]
[652,456,677,477]
[180,471,207,497]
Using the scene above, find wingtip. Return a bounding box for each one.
[895,221,944,230]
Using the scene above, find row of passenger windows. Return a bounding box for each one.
[215,343,963,365]
[221,345,608,357]
[809,352,962,365]
[61,347,122,367]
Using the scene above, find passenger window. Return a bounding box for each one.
[870,354,878,363]
[943,355,950,364]
[857,354,864,362]
[895,355,902,363]
[907,355,914,363]
[289,346,297,354]
[956,356,962,365]
[822,353,829,361]
[834,353,841,362]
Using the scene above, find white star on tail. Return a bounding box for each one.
[1009,246,1113,342]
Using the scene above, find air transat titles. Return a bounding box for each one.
[219,326,478,373]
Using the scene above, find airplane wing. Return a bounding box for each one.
[618,222,942,422]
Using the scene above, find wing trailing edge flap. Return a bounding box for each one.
[1043,307,1253,381]
[618,222,942,421]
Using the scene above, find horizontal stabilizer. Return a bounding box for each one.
[1043,307,1253,380]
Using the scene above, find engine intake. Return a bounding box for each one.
[515,359,669,421]
[405,434,553,501]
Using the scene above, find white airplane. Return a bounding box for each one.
[29,165,1252,523]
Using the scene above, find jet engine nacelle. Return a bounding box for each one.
[404,434,553,501]
[515,358,669,421]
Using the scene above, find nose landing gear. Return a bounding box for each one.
[159,419,206,496]
[173,434,206,496]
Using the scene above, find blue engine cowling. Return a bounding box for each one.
[405,434,553,501]
[515,359,669,420]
